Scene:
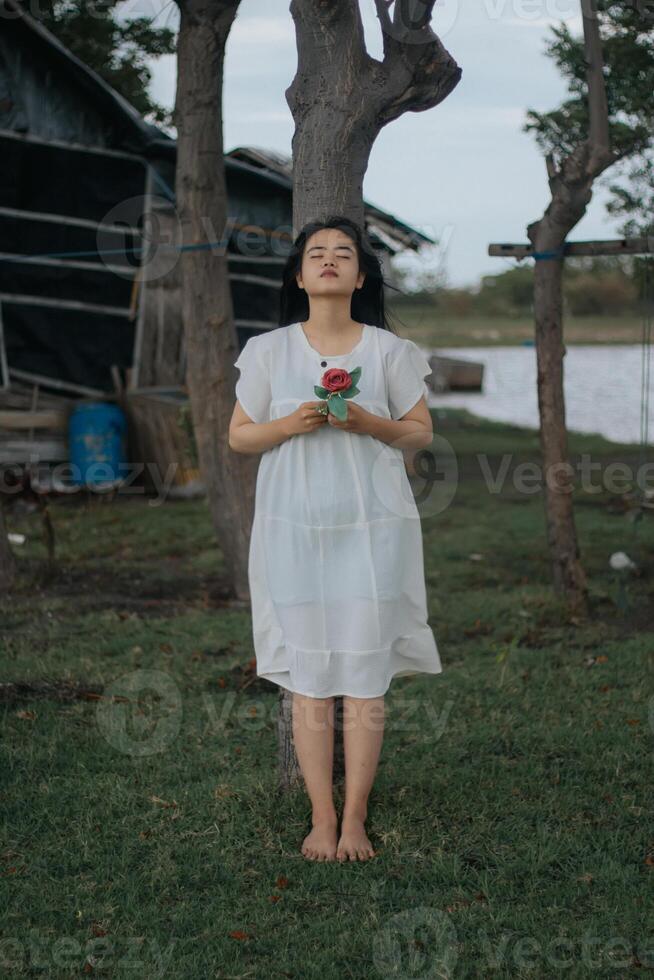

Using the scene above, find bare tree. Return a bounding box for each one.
[173,0,257,601]
[526,0,640,616]
[276,0,462,789]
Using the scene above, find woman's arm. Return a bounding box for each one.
[367,397,433,450]
[326,397,433,451]
[228,400,328,454]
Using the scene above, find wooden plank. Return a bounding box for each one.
[0,292,132,317]
[0,437,67,463]
[0,250,137,277]
[227,254,286,265]
[0,205,142,237]
[9,368,105,398]
[0,410,67,429]
[128,165,154,390]
[0,259,282,287]
[0,126,146,164]
[0,385,73,410]
[229,273,282,288]
[489,236,654,259]
[0,303,8,391]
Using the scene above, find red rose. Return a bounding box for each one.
[321,368,352,393]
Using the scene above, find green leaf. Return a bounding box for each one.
[341,386,360,399]
[314,385,329,398]
[349,366,362,386]
[328,394,348,421]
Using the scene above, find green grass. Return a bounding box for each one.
[1,409,653,978]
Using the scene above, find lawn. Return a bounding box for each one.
[1,409,652,979]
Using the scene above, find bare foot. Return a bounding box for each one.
[301,818,338,861]
[336,815,376,862]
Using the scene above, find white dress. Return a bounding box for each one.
[234,321,443,698]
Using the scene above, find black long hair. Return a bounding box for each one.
[278,215,398,334]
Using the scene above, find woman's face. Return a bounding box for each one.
[296,228,366,299]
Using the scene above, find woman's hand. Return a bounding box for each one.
[282,401,330,438]
[325,401,376,435]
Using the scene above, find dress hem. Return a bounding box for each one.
[253,626,443,700]
[257,663,444,700]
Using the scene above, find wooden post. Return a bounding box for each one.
[0,501,16,593]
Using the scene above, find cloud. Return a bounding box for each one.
[230,16,295,45]
[503,14,582,29]
[235,110,292,124]
[436,105,528,128]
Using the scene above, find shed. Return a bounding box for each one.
[0,0,436,473]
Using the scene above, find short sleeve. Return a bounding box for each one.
[234,336,271,424]
[387,339,432,420]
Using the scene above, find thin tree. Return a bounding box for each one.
[277,0,462,789]
[173,0,264,602]
[524,0,652,615]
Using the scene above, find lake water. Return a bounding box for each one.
[425,344,653,446]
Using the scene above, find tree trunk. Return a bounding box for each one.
[287,0,461,229]
[277,0,462,788]
[173,0,256,602]
[531,246,588,613]
[526,0,620,617]
[0,503,16,593]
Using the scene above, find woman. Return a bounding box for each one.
[229,215,443,862]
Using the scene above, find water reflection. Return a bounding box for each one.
[426,344,653,445]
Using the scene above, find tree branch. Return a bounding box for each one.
[371,0,461,125]
[374,0,439,54]
[582,0,614,176]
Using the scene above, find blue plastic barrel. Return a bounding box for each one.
[68,402,127,486]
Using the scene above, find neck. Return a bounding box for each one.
[302,297,360,335]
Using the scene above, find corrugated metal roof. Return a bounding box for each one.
[1,0,170,154]
[226,146,436,251]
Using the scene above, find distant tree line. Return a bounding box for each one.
[391,255,650,318]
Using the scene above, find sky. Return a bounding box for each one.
[134,0,632,290]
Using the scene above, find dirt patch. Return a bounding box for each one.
[0,679,105,705]
[11,558,250,617]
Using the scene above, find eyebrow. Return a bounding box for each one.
[307,244,354,252]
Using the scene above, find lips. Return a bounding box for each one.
[320,270,338,278]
